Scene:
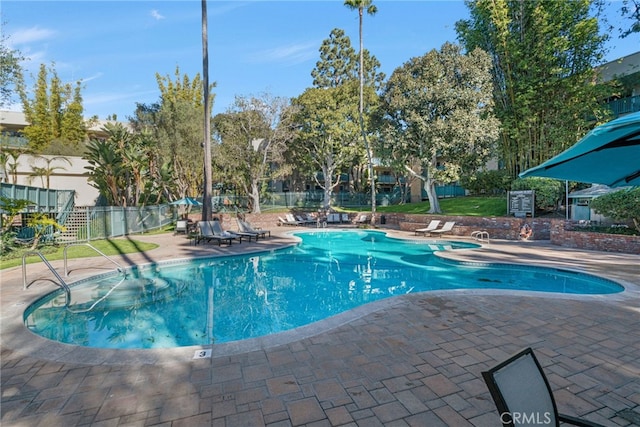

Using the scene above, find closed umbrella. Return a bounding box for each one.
[519,111,640,187]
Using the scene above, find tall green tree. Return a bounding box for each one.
[456,0,610,177]
[310,27,384,205]
[345,0,378,224]
[212,93,296,213]
[153,67,214,199]
[291,84,362,211]
[377,43,500,214]
[311,28,385,90]
[18,63,87,151]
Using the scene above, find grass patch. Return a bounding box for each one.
[1,237,159,270]
[368,196,507,217]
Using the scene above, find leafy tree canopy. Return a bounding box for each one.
[377,42,500,214]
[0,24,24,108]
[212,93,296,214]
[456,0,611,178]
[291,83,363,210]
[311,28,385,90]
[18,63,87,151]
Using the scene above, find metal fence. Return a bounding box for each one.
[62,205,174,242]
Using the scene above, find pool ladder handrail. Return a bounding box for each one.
[22,251,71,306]
[471,230,490,243]
[66,275,128,314]
[63,243,125,277]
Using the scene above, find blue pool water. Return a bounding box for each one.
[24,230,623,349]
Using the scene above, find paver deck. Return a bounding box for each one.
[2,227,639,426]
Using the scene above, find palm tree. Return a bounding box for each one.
[201,0,213,222]
[28,155,71,188]
[344,0,377,226]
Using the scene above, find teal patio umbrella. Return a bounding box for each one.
[170,197,202,206]
[170,197,202,218]
[519,111,640,187]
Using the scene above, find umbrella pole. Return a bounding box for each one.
[565,181,569,221]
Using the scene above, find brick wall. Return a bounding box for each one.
[550,220,640,254]
[388,213,551,240]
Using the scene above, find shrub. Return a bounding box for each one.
[460,170,511,195]
[511,177,564,211]
[590,187,640,233]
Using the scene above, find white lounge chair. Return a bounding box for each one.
[427,221,456,237]
[278,216,298,226]
[285,214,304,226]
[354,214,368,224]
[175,220,188,234]
[414,220,441,236]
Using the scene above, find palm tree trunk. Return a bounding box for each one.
[357,7,376,226]
[202,0,213,222]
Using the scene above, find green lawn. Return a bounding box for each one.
[1,238,159,270]
[374,196,507,217]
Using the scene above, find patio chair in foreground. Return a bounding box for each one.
[426,221,456,237]
[414,220,441,236]
[482,347,605,427]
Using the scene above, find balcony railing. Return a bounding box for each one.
[605,95,640,117]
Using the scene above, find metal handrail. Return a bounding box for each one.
[471,230,490,244]
[66,275,127,314]
[63,243,124,277]
[22,251,71,306]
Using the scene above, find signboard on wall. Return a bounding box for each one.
[508,190,535,217]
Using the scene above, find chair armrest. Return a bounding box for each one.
[559,413,606,427]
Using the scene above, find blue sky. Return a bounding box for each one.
[4,1,639,121]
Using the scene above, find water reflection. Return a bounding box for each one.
[24,231,621,349]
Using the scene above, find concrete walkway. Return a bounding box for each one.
[2,227,640,426]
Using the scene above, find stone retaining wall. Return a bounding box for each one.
[386,213,550,240]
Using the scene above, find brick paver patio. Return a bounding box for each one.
[2,228,639,426]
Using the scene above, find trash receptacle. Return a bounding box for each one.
[380,215,386,225]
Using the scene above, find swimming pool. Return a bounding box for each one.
[24,230,623,349]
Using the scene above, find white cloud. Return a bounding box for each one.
[80,72,104,84]
[249,41,318,65]
[9,26,56,46]
[151,9,165,20]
